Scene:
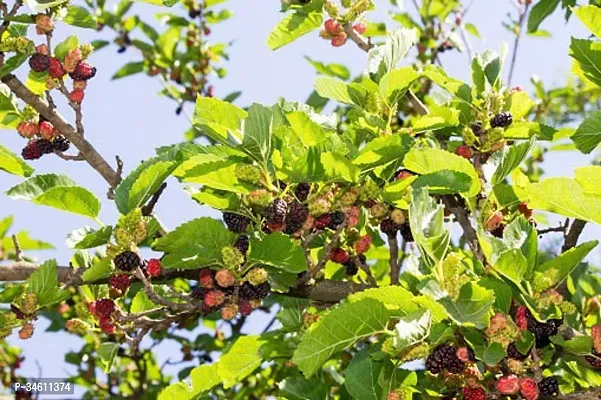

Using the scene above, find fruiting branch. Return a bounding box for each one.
[0,261,369,304]
[141,182,168,217]
[1,73,122,189]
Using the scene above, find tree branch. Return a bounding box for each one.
[443,195,484,262]
[562,219,587,253]
[11,235,22,262]
[1,74,121,189]
[0,261,370,304]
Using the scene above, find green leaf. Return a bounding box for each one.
[321,152,360,183]
[314,76,364,105]
[242,103,273,163]
[130,291,157,313]
[67,226,113,249]
[507,91,535,119]
[479,278,512,314]
[292,299,389,377]
[367,28,418,80]
[492,138,535,185]
[33,186,100,219]
[423,65,472,103]
[412,171,472,195]
[0,215,13,238]
[63,6,97,29]
[440,282,495,329]
[551,335,593,355]
[82,257,113,282]
[26,259,69,307]
[352,134,411,170]
[393,310,431,352]
[115,155,180,214]
[409,187,450,267]
[286,111,327,147]
[345,350,385,400]
[189,364,220,396]
[218,335,266,388]
[280,375,329,400]
[0,144,33,177]
[569,38,601,88]
[98,342,119,373]
[183,158,252,194]
[305,56,350,80]
[0,52,31,78]
[267,10,322,50]
[5,173,75,200]
[379,67,421,106]
[465,23,481,38]
[534,241,598,288]
[26,70,48,96]
[248,233,307,273]
[404,148,480,196]
[494,249,528,285]
[574,5,601,39]
[153,217,235,268]
[463,330,506,366]
[575,166,601,195]
[527,0,560,33]
[0,284,25,303]
[572,110,601,154]
[528,177,601,225]
[112,61,144,80]
[157,383,192,400]
[189,187,240,210]
[411,106,460,132]
[54,35,79,60]
[193,96,247,144]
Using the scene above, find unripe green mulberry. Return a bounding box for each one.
[246,189,274,209]
[65,318,90,335]
[80,43,93,59]
[114,227,133,247]
[235,164,262,184]
[22,293,37,315]
[370,203,389,219]
[399,342,430,363]
[308,196,332,216]
[247,267,268,286]
[341,0,352,7]
[365,92,382,114]
[15,37,32,53]
[339,187,360,206]
[221,246,244,268]
[359,179,380,202]
[132,220,148,243]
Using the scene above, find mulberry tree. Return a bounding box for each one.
[1,0,601,399]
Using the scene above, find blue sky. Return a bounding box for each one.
[0,0,597,397]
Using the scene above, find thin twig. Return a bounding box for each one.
[11,234,22,261]
[537,218,569,235]
[54,151,85,161]
[357,256,377,286]
[135,268,189,312]
[311,222,346,278]
[0,0,23,37]
[388,235,400,285]
[507,2,530,86]
[142,182,168,216]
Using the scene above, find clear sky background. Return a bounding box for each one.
[0,0,598,397]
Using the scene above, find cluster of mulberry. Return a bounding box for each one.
[194,266,270,320]
[425,344,465,374]
[18,117,70,160]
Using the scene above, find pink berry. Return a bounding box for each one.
[39,121,55,140]
[146,259,162,277]
[36,44,49,55]
[69,89,85,104]
[353,22,367,35]
[456,144,473,159]
[331,32,348,47]
[497,375,520,395]
[324,19,341,36]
